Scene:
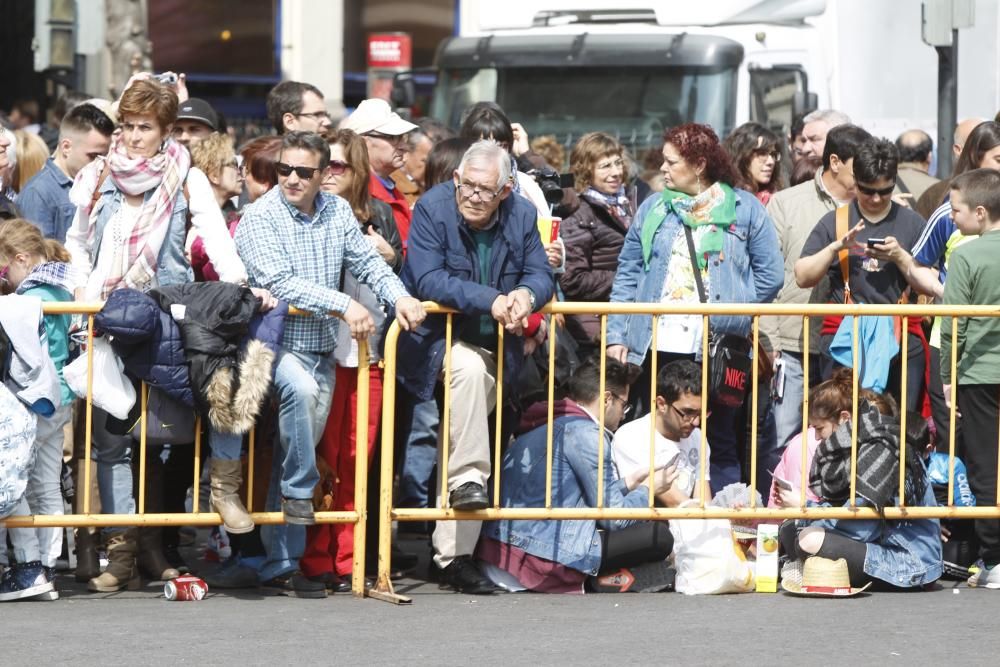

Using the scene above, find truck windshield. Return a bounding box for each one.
[432,65,737,152]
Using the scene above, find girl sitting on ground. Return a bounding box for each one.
[778,369,942,590]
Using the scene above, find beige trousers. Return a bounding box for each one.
[432,341,497,568]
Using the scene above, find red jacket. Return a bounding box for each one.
[369,172,412,252]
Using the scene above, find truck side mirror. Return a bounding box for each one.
[792,91,818,117]
[391,72,416,110]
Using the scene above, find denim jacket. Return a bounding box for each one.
[607,188,783,365]
[808,482,943,587]
[92,179,193,287]
[481,413,650,575]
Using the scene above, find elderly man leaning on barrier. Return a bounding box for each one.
[235,130,425,595]
[397,139,554,594]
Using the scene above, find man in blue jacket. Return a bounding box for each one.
[398,140,554,593]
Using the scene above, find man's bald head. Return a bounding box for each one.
[954,118,986,159]
[895,129,933,170]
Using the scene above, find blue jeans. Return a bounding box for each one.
[772,351,819,450]
[272,349,334,500]
[397,393,438,509]
[209,429,244,460]
[259,448,305,581]
[92,409,135,535]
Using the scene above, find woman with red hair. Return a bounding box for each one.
[606,123,783,493]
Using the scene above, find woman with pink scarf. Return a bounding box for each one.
[64,77,266,592]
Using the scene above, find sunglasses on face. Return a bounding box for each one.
[329,160,350,175]
[856,182,895,197]
[275,162,321,179]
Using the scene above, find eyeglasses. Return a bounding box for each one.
[753,149,781,161]
[610,393,632,416]
[669,403,705,424]
[457,182,503,203]
[856,182,895,197]
[275,162,322,179]
[364,132,406,148]
[296,111,330,121]
[329,160,350,175]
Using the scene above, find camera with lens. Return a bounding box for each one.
[526,165,565,205]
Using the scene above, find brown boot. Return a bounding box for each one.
[137,527,180,582]
[74,527,101,583]
[88,529,141,592]
[210,458,254,534]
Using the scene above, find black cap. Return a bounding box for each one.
[176,98,219,131]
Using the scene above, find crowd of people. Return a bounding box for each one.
[1,71,1000,601]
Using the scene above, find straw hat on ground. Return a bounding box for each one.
[781,557,872,597]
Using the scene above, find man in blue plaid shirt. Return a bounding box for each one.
[235,131,424,594]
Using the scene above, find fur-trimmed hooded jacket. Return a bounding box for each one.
[152,282,282,434]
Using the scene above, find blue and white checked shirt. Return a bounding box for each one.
[235,187,409,354]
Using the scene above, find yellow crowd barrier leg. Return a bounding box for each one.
[83,316,95,515]
[138,382,148,515]
[800,315,810,507]
[371,321,411,604]
[899,317,909,508]
[544,318,557,510]
[352,340,370,598]
[699,315,709,506]
[648,318,658,507]
[749,317,759,508]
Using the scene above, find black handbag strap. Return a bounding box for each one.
[683,225,708,304]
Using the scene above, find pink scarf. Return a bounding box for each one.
[70,135,190,297]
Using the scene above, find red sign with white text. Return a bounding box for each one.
[367,34,412,69]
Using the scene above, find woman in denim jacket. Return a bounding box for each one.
[607,124,783,493]
[779,372,942,589]
[479,358,677,592]
[64,77,270,592]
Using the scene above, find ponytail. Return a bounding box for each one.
[43,238,71,263]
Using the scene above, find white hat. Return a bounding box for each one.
[342,98,416,136]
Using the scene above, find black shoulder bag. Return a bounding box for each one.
[683,225,752,408]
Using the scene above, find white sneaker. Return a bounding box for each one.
[967,560,1000,589]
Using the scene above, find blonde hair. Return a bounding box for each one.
[0,218,71,265]
[324,129,372,222]
[190,132,236,181]
[13,130,50,192]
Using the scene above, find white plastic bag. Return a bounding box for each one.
[64,337,136,420]
[670,503,755,595]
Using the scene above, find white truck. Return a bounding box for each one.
[424,0,999,157]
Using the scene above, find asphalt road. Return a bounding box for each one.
[5,538,999,666]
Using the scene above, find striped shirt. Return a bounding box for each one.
[235,187,409,353]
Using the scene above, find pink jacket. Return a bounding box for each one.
[767,428,822,507]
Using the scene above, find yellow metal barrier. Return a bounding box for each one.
[0,302,371,597]
[371,300,1000,604]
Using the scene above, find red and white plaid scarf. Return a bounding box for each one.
[70,135,190,298]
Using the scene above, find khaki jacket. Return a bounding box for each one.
[759,168,841,354]
[897,164,939,202]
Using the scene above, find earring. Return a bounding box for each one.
[697,175,703,193]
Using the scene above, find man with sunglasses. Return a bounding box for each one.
[612,360,710,506]
[343,98,418,247]
[235,131,425,591]
[397,139,554,593]
[796,137,927,406]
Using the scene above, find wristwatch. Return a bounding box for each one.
[521,288,536,310]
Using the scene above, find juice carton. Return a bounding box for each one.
[756,523,779,593]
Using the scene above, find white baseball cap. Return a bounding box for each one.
[342,98,417,136]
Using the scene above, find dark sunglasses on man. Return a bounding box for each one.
[275,162,322,179]
[856,182,895,197]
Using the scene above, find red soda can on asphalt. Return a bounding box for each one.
[164,575,208,601]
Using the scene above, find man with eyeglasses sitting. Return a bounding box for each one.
[397,139,555,593]
[235,130,425,596]
[343,98,418,249]
[612,360,711,506]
